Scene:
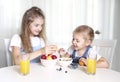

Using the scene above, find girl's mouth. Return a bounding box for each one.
[73,45,77,48]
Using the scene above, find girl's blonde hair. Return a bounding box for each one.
[73,25,94,42]
[20,6,46,53]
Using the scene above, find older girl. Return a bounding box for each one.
[9,6,57,65]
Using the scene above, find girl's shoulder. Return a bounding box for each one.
[88,48,101,60]
[11,34,21,40]
[10,34,21,45]
[9,34,21,52]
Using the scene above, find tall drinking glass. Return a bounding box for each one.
[20,54,30,75]
[87,49,97,75]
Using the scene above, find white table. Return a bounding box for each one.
[0,63,120,82]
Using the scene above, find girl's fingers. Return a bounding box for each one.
[45,45,57,54]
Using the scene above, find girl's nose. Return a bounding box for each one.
[38,26,42,31]
[72,40,76,44]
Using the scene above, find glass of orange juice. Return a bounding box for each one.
[20,54,30,75]
[87,49,97,75]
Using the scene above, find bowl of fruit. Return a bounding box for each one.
[40,54,57,67]
[58,58,72,67]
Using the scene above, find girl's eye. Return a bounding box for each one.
[72,38,80,43]
[72,38,76,42]
[72,38,74,41]
[76,40,80,43]
[35,24,39,27]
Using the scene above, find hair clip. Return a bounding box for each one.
[95,30,100,34]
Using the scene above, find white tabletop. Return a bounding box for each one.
[0,63,120,82]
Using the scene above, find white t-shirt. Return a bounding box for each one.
[67,46,101,61]
[9,34,45,63]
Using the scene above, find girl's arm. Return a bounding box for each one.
[12,45,57,65]
[29,45,57,60]
[12,46,45,65]
[96,57,109,68]
[79,57,109,68]
[12,46,21,65]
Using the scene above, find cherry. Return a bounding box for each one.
[51,55,57,59]
[41,54,47,59]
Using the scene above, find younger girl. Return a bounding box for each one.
[59,25,109,68]
[9,6,57,65]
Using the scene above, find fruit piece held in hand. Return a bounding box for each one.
[41,54,47,59]
[47,55,52,60]
[51,55,57,59]
[79,61,85,66]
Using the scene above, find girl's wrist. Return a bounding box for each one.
[40,47,46,54]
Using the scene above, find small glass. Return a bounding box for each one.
[20,54,30,75]
[87,49,97,75]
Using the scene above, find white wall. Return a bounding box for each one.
[0,0,32,38]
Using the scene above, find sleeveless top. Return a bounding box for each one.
[71,46,91,63]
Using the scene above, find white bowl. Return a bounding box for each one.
[58,58,72,67]
[41,59,57,67]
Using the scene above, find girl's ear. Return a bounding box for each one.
[85,39,92,46]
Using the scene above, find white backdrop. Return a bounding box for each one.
[0,0,115,40]
[0,0,119,72]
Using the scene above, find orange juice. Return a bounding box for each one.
[20,60,30,75]
[87,58,96,74]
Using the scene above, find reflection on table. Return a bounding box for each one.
[0,63,120,82]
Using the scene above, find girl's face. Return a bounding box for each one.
[72,33,90,51]
[29,17,44,36]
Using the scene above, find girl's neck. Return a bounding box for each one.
[77,47,87,56]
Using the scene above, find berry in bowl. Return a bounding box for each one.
[58,58,72,67]
[40,54,57,67]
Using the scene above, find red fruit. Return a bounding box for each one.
[41,54,47,59]
[51,55,57,59]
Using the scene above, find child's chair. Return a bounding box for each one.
[4,39,13,66]
[91,39,117,69]
[0,38,13,68]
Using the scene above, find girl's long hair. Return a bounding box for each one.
[20,6,46,53]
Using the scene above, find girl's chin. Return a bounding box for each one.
[33,33,39,36]
[74,48,78,50]
[73,47,78,50]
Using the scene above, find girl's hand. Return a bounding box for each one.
[58,48,70,58]
[58,48,67,57]
[46,45,57,55]
[79,58,87,66]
